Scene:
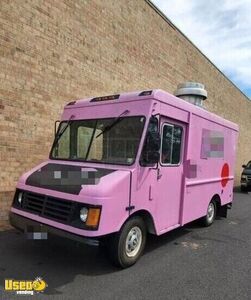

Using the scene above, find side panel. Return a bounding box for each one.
[181,113,238,225]
[131,167,158,230]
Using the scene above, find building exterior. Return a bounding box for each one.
[0,0,250,224]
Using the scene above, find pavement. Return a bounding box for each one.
[0,192,250,300]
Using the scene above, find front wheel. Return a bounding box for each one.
[106,216,146,268]
[201,200,217,227]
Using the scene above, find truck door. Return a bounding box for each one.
[157,117,186,231]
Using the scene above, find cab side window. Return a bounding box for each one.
[161,123,183,165]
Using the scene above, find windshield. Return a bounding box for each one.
[246,162,251,169]
[50,116,146,165]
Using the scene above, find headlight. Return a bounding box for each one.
[17,192,23,204]
[80,207,88,222]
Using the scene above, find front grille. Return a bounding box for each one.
[13,190,101,230]
[247,175,251,181]
[19,191,75,223]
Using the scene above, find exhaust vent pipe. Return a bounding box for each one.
[174,82,207,107]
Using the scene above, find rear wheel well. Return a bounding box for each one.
[129,210,156,235]
[211,194,221,215]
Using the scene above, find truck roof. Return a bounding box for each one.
[64,89,239,132]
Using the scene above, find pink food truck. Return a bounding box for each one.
[10,83,238,268]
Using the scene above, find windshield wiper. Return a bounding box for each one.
[96,110,130,138]
[53,115,74,146]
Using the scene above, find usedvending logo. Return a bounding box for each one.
[4,277,48,295]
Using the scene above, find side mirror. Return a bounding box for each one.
[140,131,161,166]
[149,132,161,152]
[55,120,60,136]
[242,164,247,168]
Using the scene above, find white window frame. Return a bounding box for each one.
[160,122,183,166]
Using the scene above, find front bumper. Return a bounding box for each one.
[240,181,251,191]
[9,212,99,246]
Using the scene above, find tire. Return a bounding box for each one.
[106,216,146,268]
[241,186,248,193]
[201,200,217,227]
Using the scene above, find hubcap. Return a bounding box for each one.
[125,226,142,257]
[207,202,215,222]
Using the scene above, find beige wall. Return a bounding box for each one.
[0,0,250,222]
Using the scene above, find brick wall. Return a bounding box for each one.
[0,0,250,223]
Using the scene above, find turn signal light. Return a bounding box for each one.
[86,208,101,227]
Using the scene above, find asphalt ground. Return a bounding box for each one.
[0,192,250,300]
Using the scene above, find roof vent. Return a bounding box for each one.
[174,82,207,107]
